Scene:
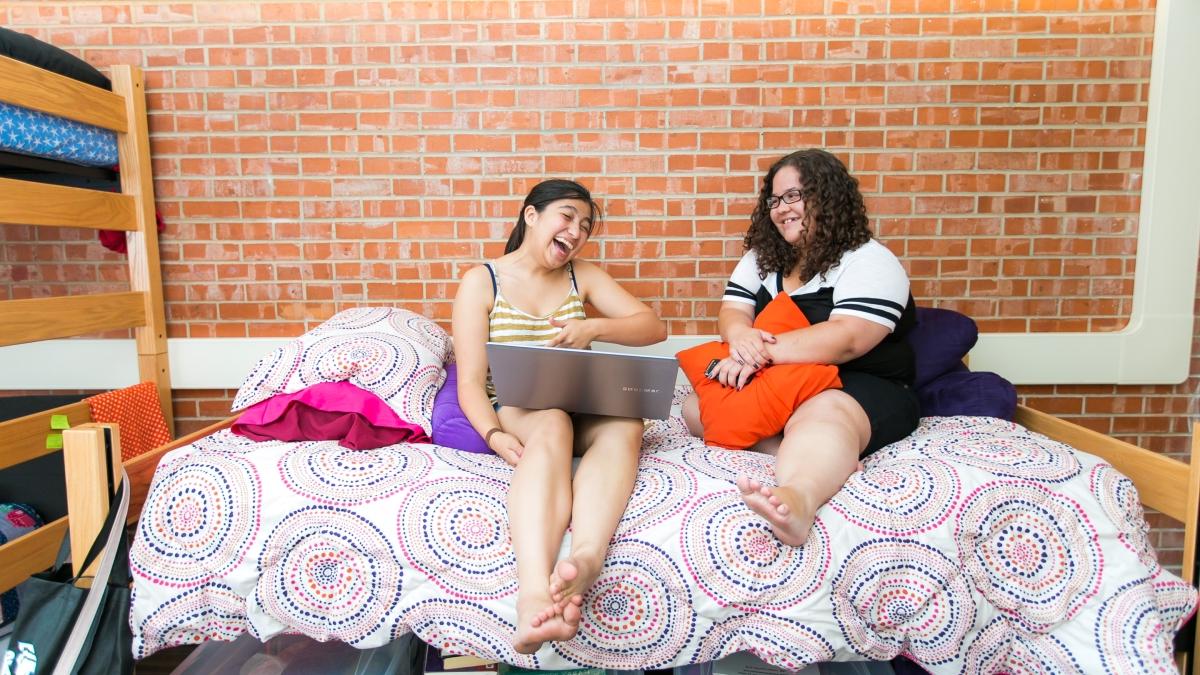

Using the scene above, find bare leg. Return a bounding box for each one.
[739,390,868,546]
[682,393,702,438]
[548,415,643,610]
[752,432,862,472]
[498,407,581,653]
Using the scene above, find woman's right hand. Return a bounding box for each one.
[727,324,776,368]
[708,356,761,390]
[489,431,525,466]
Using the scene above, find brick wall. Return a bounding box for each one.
[1,2,1197,564]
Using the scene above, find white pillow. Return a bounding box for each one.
[231,307,451,435]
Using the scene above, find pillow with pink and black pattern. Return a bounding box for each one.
[231,307,451,436]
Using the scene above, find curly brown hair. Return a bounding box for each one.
[744,149,872,282]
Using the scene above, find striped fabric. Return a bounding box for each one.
[485,262,585,402]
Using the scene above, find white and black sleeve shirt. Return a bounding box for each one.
[724,240,909,328]
[722,239,916,381]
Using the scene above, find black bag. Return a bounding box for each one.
[2,469,132,675]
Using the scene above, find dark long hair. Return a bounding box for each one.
[504,179,603,254]
[745,149,872,281]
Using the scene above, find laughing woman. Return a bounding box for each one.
[451,179,667,653]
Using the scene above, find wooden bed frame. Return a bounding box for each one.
[0,55,171,593]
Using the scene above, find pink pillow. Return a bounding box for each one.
[232,381,429,449]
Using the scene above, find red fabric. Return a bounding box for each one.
[86,381,172,461]
[231,380,429,449]
[98,211,166,254]
[676,293,842,450]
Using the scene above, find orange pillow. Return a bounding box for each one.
[86,381,172,461]
[676,294,841,450]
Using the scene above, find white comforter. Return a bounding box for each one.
[130,399,1195,673]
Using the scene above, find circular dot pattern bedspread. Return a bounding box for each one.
[129,388,1196,674]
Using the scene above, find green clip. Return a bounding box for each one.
[50,414,70,430]
[46,433,63,450]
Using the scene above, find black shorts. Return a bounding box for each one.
[838,371,921,456]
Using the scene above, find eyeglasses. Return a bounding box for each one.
[766,188,803,210]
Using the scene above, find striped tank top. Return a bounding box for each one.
[485,262,586,403]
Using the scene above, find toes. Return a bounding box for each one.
[555,559,579,583]
[776,502,790,516]
[736,476,752,493]
[562,601,582,626]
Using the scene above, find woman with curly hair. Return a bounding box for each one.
[682,148,919,546]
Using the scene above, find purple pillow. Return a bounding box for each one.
[917,370,1017,420]
[431,364,491,454]
[906,307,978,390]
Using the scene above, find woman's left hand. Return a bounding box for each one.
[709,357,760,390]
[546,317,596,349]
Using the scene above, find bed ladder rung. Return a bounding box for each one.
[0,292,147,348]
[0,177,137,231]
[0,54,127,131]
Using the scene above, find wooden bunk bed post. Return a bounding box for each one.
[1189,423,1200,675]
[62,423,121,585]
[111,65,173,436]
[1185,423,1200,585]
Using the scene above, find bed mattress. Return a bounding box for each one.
[0,101,117,168]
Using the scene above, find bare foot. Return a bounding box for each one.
[513,592,581,654]
[548,554,603,610]
[736,476,816,547]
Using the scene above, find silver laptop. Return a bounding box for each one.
[487,342,678,420]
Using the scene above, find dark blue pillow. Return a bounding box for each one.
[917,370,1017,420]
[906,307,978,390]
[0,28,111,90]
